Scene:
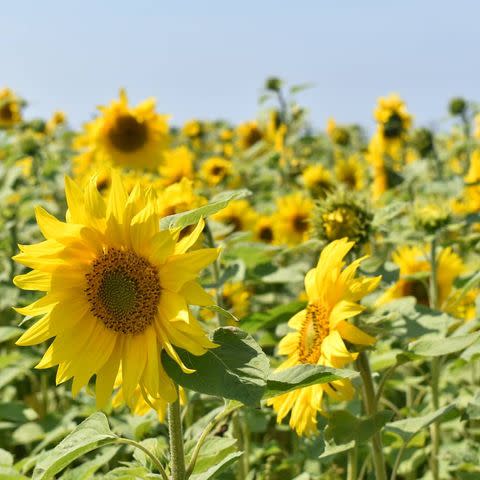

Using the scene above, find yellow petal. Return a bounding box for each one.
[174,218,205,254]
[179,281,214,306]
[13,270,51,291]
[122,333,147,402]
[336,320,376,346]
[16,313,55,346]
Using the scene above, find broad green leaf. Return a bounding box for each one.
[162,327,270,406]
[160,189,251,229]
[385,404,457,444]
[463,392,480,420]
[319,441,355,460]
[0,448,13,466]
[61,447,120,480]
[32,412,117,480]
[0,326,22,343]
[410,332,480,357]
[241,300,306,333]
[264,365,358,399]
[190,452,243,480]
[325,410,393,445]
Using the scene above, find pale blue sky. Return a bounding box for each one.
[2,1,478,131]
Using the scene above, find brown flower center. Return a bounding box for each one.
[211,165,225,176]
[108,114,148,153]
[298,303,329,364]
[85,248,161,334]
[258,225,274,243]
[0,103,14,122]
[292,214,309,234]
[403,279,430,306]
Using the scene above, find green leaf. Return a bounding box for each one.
[319,441,355,460]
[0,448,13,466]
[325,410,393,445]
[162,327,269,406]
[160,189,251,229]
[240,300,306,333]
[463,392,480,420]
[410,332,480,357]
[289,83,315,94]
[61,447,120,480]
[385,404,457,444]
[0,326,22,343]
[264,365,358,399]
[32,412,117,480]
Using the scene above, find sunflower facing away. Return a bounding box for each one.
[267,239,380,435]
[74,89,170,171]
[13,171,218,410]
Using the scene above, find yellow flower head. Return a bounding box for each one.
[274,193,314,246]
[374,93,412,136]
[267,238,380,435]
[46,111,67,133]
[237,121,263,150]
[157,177,206,218]
[377,245,470,317]
[159,147,195,186]
[221,282,251,320]
[302,165,334,198]
[254,215,276,244]
[182,119,203,139]
[74,89,170,170]
[335,155,365,191]
[200,157,233,186]
[0,88,23,128]
[326,117,351,146]
[213,200,258,234]
[13,172,218,410]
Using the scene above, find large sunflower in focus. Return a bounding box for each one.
[13,172,218,409]
[267,239,380,435]
[74,89,170,170]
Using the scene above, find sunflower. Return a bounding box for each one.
[182,119,204,139]
[237,121,263,150]
[221,282,251,320]
[13,171,218,410]
[46,111,67,134]
[212,200,258,234]
[273,193,314,246]
[326,118,350,146]
[74,89,170,171]
[376,245,474,318]
[267,239,380,435]
[159,147,195,186]
[254,215,276,244]
[157,178,206,218]
[302,165,334,199]
[200,157,233,186]
[0,88,23,128]
[335,155,365,191]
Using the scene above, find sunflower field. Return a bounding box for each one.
[1,78,480,480]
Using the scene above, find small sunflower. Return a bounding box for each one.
[312,191,372,246]
[13,172,218,410]
[274,193,313,246]
[237,121,263,150]
[182,119,204,139]
[326,118,351,146]
[254,215,276,244]
[159,147,195,186]
[377,245,474,319]
[267,238,380,435]
[335,155,365,191]
[74,89,170,170]
[221,282,251,320]
[46,111,67,134]
[212,200,258,234]
[0,88,23,128]
[302,165,334,199]
[200,157,233,186]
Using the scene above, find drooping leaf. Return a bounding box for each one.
[264,365,358,399]
[162,327,269,406]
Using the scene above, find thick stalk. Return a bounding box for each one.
[168,386,186,480]
[356,351,387,480]
[429,237,440,480]
[347,444,358,480]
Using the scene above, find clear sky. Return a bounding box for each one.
[2,1,478,131]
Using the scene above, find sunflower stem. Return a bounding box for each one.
[168,386,186,480]
[347,443,358,480]
[429,237,440,480]
[356,351,387,480]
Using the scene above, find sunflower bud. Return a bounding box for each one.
[449,97,467,116]
[413,202,450,233]
[265,77,283,92]
[412,128,434,157]
[312,190,373,246]
[28,118,46,134]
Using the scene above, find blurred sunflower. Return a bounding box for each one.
[201,157,233,186]
[274,193,313,246]
[213,200,257,234]
[302,165,334,199]
[157,178,206,218]
[335,155,365,191]
[46,111,67,134]
[267,238,380,435]
[159,146,195,186]
[182,119,204,139]
[221,282,251,320]
[74,89,170,170]
[326,118,351,146]
[0,88,23,128]
[13,172,218,409]
[254,215,276,244]
[237,121,263,150]
[377,245,475,319]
